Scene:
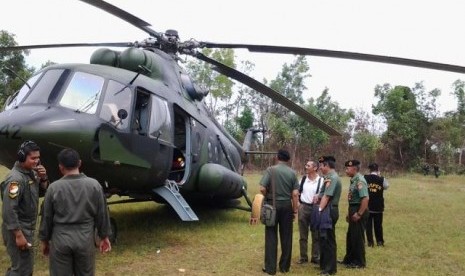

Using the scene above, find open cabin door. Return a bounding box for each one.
[168,107,192,184]
[97,84,172,184]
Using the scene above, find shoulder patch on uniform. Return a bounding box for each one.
[357,182,364,190]
[8,182,20,199]
[324,179,331,187]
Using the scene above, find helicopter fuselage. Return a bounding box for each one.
[0,48,246,207]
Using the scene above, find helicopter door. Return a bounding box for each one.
[97,85,172,185]
[132,91,150,135]
[169,108,194,184]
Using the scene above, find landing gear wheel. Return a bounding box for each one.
[250,194,264,225]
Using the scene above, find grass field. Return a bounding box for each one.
[0,166,464,275]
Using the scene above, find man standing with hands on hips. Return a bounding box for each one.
[1,140,49,276]
[297,159,322,265]
[341,159,369,269]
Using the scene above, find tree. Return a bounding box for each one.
[185,48,235,119]
[263,56,310,150]
[224,105,254,142]
[294,88,354,158]
[451,79,465,116]
[352,109,382,162]
[373,84,428,168]
[412,82,440,121]
[0,30,32,106]
[441,79,465,167]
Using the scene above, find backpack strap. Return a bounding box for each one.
[299,175,306,193]
[316,177,322,194]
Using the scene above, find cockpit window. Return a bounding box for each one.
[23,69,66,105]
[59,72,104,114]
[4,72,42,110]
[99,80,132,130]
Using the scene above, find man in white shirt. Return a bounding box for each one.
[297,160,323,264]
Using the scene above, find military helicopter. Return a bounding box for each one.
[1,0,465,233]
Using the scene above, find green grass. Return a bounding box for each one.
[1,167,464,275]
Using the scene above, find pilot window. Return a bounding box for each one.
[4,72,42,110]
[99,80,133,130]
[59,72,104,114]
[23,69,67,105]
[149,95,172,143]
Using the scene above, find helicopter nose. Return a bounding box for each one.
[0,105,97,167]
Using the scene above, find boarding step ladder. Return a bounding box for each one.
[152,180,199,221]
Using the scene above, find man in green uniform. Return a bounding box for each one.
[341,159,369,268]
[39,148,112,275]
[317,155,342,276]
[260,149,299,275]
[1,140,49,276]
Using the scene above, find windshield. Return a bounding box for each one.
[59,72,104,114]
[4,73,42,110]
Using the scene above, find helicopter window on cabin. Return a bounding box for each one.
[133,91,151,135]
[149,95,172,143]
[4,72,42,110]
[99,80,132,130]
[59,72,104,114]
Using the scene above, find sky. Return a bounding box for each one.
[1,0,465,115]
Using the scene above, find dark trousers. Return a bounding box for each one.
[298,203,319,261]
[264,201,293,274]
[319,206,338,274]
[366,212,384,245]
[343,205,367,267]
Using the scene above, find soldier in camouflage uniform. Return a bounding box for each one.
[341,159,369,268]
[317,155,342,276]
[1,140,49,276]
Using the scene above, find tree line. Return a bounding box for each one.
[184,48,465,174]
[2,30,464,174]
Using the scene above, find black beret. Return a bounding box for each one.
[319,155,336,163]
[277,149,290,161]
[345,159,360,167]
[368,163,379,171]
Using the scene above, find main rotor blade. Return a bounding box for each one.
[195,53,340,136]
[0,42,133,51]
[79,0,162,39]
[202,43,465,74]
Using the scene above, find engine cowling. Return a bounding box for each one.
[197,163,246,199]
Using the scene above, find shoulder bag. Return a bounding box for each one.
[260,168,277,227]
